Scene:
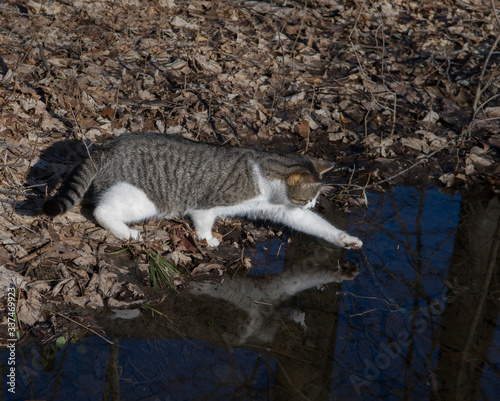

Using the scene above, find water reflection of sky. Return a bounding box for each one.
[335,186,499,400]
[251,237,286,276]
[3,185,500,400]
[334,186,462,399]
[353,186,460,299]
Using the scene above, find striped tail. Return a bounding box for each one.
[43,157,98,216]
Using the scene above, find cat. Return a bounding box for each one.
[43,133,363,249]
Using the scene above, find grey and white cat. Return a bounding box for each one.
[43,133,362,249]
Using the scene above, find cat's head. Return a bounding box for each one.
[285,158,335,209]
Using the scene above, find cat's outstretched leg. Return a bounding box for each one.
[94,182,157,240]
[188,209,220,247]
[267,207,363,249]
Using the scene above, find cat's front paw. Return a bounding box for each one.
[128,229,142,241]
[205,237,220,247]
[339,233,363,250]
[196,231,221,247]
[110,227,142,241]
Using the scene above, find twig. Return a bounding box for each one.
[265,24,288,135]
[462,92,500,141]
[333,182,369,206]
[67,100,98,171]
[473,35,500,111]
[303,90,315,153]
[348,0,368,41]
[42,306,114,345]
[368,138,455,188]
[290,0,307,78]
[389,93,397,139]
[0,163,25,168]
[0,4,52,18]
[357,249,400,310]
[38,44,54,75]
[473,0,500,111]
[491,0,500,28]
[10,130,40,218]
[364,103,372,142]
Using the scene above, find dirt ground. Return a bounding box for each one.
[0,0,499,342]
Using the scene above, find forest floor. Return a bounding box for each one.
[0,0,499,342]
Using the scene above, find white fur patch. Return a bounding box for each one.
[303,193,319,209]
[94,182,157,240]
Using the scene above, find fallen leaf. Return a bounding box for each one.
[87,270,119,298]
[100,108,115,120]
[484,107,500,118]
[401,137,430,154]
[467,146,494,169]
[421,111,439,124]
[17,290,45,326]
[191,263,224,276]
[194,55,222,74]
[169,250,192,265]
[295,119,310,138]
[170,15,197,29]
[0,266,26,297]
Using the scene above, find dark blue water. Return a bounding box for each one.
[3,336,274,400]
[3,185,500,400]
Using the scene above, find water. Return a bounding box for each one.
[2,185,500,400]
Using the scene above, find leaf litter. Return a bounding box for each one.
[0,0,499,342]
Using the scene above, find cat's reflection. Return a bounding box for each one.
[188,262,359,344]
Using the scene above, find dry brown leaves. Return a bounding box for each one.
[0,0,499,335]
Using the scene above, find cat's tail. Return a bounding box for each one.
[43,157,98,217]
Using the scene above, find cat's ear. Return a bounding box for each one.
[309,158,335,176]
[286,172,320,187]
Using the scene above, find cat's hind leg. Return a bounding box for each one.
[93,182,157,240]
[187,209,219,247]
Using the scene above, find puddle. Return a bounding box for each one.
[2,185,500,400]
